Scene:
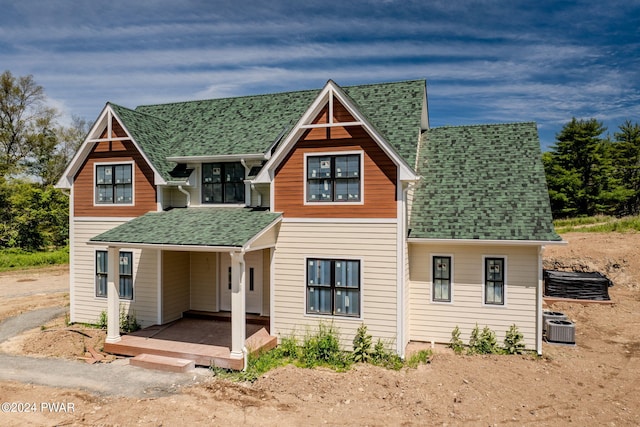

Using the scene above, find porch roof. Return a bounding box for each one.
[89,207,281,249]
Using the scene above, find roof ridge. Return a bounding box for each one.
[134,79,426,110]
[429,121,537,130]
[110,102,168,123]
[135,88,321,110]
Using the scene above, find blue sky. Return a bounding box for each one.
[1,0,638,150]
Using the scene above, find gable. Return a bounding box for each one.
[255,80,422,184]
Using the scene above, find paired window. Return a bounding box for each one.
[432,256,452,302]
[485,257,505,305]
[202,162,245,204]
[96,250,133,300]
[307,154,361,202]
[306,259,360,317]
[96,164,132,204]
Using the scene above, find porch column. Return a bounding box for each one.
[105,246,121,343]
[230,251,246,359]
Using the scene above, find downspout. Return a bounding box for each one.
[177,185,190,207]
[251,184,262,207]
[537,245,544,355]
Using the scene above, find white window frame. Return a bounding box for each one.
[94,249,135,301]
[430,253,454,304]
[482,255,507,307]
[303,150,365,206]
[304,256,363,320]
[93,161,135,206]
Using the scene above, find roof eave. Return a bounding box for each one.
[407,237,567,246]
[166,153,266,163]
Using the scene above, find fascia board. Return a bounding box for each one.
[407,238,568,246]
[55,104,111,189]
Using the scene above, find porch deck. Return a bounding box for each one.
[103,314,276,370]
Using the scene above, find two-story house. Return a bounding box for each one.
[56,79,563,368]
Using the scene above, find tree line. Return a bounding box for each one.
[1,70,86,251]
[543,118,640,218]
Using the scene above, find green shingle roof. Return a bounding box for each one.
[90,207,281,247]
[409,123,561,241]
[110,80,425,181]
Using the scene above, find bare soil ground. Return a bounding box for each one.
[0,233,639,426]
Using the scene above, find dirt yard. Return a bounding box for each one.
[0,233,638,426]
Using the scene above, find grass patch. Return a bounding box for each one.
[554,215,640,233]
[0,247,69,272]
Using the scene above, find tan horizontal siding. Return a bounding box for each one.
[71,220,158,327]
[408,244,539,348]
[189,252,218,312]
[162,251,190,322]
[273,221,398,348]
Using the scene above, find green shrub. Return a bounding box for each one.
[97,310,108,329]
[119,306,140,333]
[300,322,350,369]
[352,323,372,363]
[503,324,526,354]
[405,349,432,368]
[467,324,499,355]
[369,338,404,370]
[449,325,465,354]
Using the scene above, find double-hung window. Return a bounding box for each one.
[96,164,133,204]
[306,259,360,317]
[432,256,452,302]
[95,250,134,300]
[485,257,505,305]
[202,162,245,204]
[307,154,361,202]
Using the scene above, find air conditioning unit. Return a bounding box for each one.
[546,320,576,344]
[543,311,568,335]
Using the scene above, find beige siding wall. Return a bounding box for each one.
[409,243,540,348]
[71,219,158,327]
[162,251,190,322]
[262,249,271,315]
[273,221,398,348]
[190,252,218,311]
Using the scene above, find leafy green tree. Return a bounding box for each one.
[0,70,57,177]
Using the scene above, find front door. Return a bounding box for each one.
[219,251,263,314]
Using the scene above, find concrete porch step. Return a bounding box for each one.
[130,353,195,373]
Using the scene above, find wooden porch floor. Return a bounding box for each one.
[104,316,276,371]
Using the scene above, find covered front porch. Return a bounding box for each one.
[89,207,282,370]
[104,313,275,370]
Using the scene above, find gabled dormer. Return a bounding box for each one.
[253,80,423,218]
[56,104,165,217]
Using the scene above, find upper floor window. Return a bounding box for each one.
[485,257,505,305]
[202,162,245,204]
[307,154,361,202]
[96,164,132,204]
